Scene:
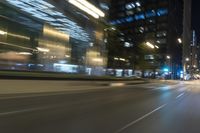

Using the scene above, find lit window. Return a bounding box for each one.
[126,10,134,15]
[156,31,167,37]
[136,7,142,12]
[145,55,154,60]
[110,20,117,25]
[116,20,122,24]
[135,13,145,20]
[125,16,134,22]
[139,27,144,33]
[125,2,136,10]
[145,10,156,18]
[100,3,109,10]
[156,38,167,44]
[157,8,168,16]
[135,2,141,7]
[124,42,133,47]
[120,37,125,41]
[120,18,126,23]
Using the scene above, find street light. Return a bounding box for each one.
[177,38,182,44]
[185,57,190,62]
[166,55,171,59]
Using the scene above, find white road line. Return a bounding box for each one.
[115,104,167,133]
[0,106,50,116]
[176,92,185,99]
[151,84,181,91]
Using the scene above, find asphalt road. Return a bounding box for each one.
[0,81,199,133]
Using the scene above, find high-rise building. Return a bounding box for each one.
[109,0,184,78]
[183,0,192,76]
[187,30,199,74]
[0,0,108,76]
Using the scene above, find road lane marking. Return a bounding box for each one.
[0,106,51,117]
[176,92,185,99]
[150,84,182,91]
[115,104,167,133]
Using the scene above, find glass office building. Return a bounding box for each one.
[0,0,107,76]
[109,0,183,78]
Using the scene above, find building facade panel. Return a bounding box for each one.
[0,0,107,75]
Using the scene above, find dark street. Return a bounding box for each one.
[0,81,199,133]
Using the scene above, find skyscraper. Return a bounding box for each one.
[183,0,192,76]
[109,0,183,78]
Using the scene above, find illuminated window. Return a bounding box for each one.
[125,2,136,10]
[119,18,126,23]
[125,16,134,22]
[124,42,133,47]
[136,7,142,12]
[100,3,109,10]
[135,13,145,20]
[135,27,144,33]
[157,8,168,16]
[135,2,141,7]
[139,27,144,33]
[156,31,167,37]
[116,20,122,24]
[126,10,134,15]
[110,20,117,25]
[145,10,156,18]
[145,55,154,60]
[156,38,167,44]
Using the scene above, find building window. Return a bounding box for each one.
[125,16,134,22]
[126,10,134,15]
[147,19,156,24]
[135,13,145,20]
[145,55,154,60]
[145,10,156,18]
[157,8,168,16]
[135,26,145,34]
[156,31,167,37]
[125,2,136,10]
[156,38,167,44]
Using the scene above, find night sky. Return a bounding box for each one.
[192,0,200,40]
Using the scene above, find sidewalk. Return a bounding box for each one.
[0,79,148,95]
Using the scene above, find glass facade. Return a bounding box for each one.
[0,0,107,76]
